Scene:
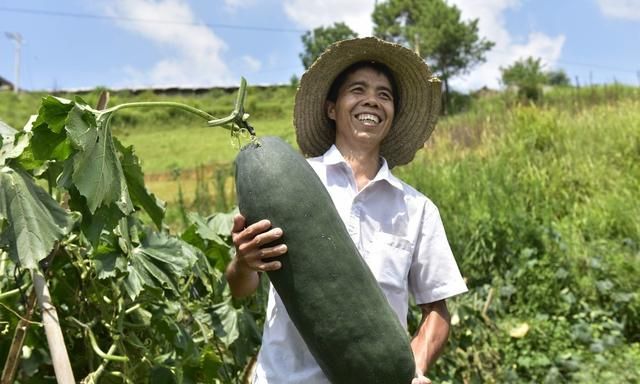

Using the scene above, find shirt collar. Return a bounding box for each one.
[321,145,404,191]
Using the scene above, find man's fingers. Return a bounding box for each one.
[233,219,272,245]
[257,260,282,272]
[232,213,246,233]
[259,244,287,259]
[253,227,283,247]
[242,245,286,271]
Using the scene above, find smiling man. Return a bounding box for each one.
[226,37,467,384]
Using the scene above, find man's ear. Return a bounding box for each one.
[325,100,336,121]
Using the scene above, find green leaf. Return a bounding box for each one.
[149,366,177,384]
[211,299,240,346]
[65,105,133,214]
[0,166,73,269]
[116,139,165,228]
[30,122,73,162]
[0,128,31,166]
[124,231,199,299]
[230,308,262,364]
[94,249,127,279]
[187,212,227,246]
[67,187,124,246]
[34,96,74,134]
[182,212,234,271]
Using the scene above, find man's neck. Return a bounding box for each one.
[335,143,381,191]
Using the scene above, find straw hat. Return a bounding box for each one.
[294,37,442,168]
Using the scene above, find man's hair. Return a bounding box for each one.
[326,61,399,111]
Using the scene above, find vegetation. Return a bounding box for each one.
[373,0,494,113]
[501,56,572,101]
[1,83,639,382]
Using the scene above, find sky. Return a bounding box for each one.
[0,0,639,92]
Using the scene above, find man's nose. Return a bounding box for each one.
[362,91,380,107]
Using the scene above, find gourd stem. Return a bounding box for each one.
[101,101,217,123]
[99,77,252,132]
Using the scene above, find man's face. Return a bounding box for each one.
[326,67,395,150]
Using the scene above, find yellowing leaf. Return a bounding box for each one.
[509,322,530,338]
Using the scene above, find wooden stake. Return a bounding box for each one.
[33,268,76,384]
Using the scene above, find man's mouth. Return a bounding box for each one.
[356,113,381,126]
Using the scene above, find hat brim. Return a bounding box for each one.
[294,37,441,168]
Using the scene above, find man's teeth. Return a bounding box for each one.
[357,114,380,124]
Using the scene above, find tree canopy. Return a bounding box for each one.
[299,22,358,70]
[373,0,494,112]
[501,57,571,101]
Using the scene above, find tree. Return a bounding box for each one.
[300,22,358,70]
[373,0,494,114]
[547,69,571,86]
[500,56,548,101]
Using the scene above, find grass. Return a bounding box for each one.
[394,92,640,382]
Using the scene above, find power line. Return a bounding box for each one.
[488,47,638,74]
[0,6,306,34]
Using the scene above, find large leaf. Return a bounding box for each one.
[67,186,124,246]
[0,166,73,269]
[33,96,74,134]
[206,299,240,346]
[29,122,73,162]
[0,120,17,136]
[0,120,31,166]
[64,103,133,215]
[116,139,165,228]
[187,212,228,246]
[182,211,235,271]
[123,231,199,300]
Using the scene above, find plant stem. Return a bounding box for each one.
[0,282,29,300]
[97,77,253,133]
[81,344,118,384]
[1,290,36,384]
[101,101,217,122]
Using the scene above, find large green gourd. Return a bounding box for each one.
[235,136,415,384]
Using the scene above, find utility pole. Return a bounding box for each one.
[5,32,23,94]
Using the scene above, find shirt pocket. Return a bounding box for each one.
[363,233,413,294]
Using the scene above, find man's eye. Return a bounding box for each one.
[380,92,392,100]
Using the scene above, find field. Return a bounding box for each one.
[1,84,639,382]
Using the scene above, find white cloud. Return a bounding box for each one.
[597,0,640,21]
[448,0,565,90]
[104,0,234,87]
[242,55,262,72]
[282,0,376,36]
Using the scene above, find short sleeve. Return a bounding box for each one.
[408,202,467,304]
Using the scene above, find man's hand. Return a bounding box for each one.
[231,214,287,272]
[225,214,287,298]
[412,374,432,384]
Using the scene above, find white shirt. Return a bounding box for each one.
[253,145,467,384]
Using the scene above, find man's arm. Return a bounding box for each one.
[410,300,451,380]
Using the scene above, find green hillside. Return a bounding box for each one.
[1,84,639,382]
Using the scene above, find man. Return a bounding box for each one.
[225,37,467,383]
